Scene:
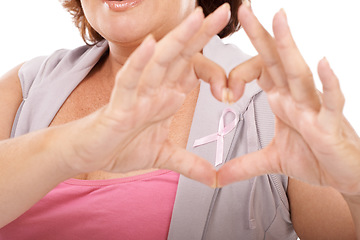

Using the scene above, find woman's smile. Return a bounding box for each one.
[103,0,144,12]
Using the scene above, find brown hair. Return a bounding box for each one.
[199,0,242,38]
[61,0,242,45]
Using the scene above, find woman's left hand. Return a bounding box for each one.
[217,2,360,196]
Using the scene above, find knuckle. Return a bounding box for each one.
[152,57,170,69]
[179,50,193,62]
[171,32,189,48]
[229,68,240,80]
[265,57,282,71]
[287,66,313,82]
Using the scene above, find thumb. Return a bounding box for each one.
[217,144,280,187]
[155,141,217,187]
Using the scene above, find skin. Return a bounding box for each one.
[0,0,359,238]
[0,2,230,227]
[218,1,360,238]
[80,0,198,74]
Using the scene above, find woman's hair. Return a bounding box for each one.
[61,0,242,45]
[198,0,242,38]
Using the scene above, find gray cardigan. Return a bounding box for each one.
[11,37,297,240]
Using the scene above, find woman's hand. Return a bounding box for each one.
[58,4,232,187]
[218,2,360,195]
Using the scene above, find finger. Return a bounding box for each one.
[181,3,231,60]
[191,53,227,101]
[228,55,274,101]
[163,3,231,89]
[110,35,156,111]
[273,9,320,109]
[217,145,280,187]
[138,8,205,93]
[155,142,217,187]
[318,58,345,113]
[238,1,288,89]
[318,58,345,127]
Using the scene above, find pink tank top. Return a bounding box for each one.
[0,170,179,240]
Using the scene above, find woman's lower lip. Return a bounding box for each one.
[103,0,144,11]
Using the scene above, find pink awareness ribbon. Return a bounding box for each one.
[193,108,239,167]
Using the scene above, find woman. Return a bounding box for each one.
[0,0,359,239]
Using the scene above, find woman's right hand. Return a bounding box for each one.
[57,4,231,187]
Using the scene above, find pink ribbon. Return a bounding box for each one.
[193,108,239,167]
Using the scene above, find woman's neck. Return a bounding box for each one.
[104,39,146,79]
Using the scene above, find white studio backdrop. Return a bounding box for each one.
[0,0,359,134]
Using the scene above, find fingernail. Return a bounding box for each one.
[228,90,235,105]
[143,34,154,43]
[221,2,231,11]
[322,57,329,64]
[279,8,288,22]
[216,177,223,188]
[227,7,231,23]
[222,3,231,22]
[140,34,155,49]
[243,0,251,9]
[211,179,218,189]
[222,88,227,103]
[215,3,231,23]
[194,6,204,16]
[322,57,332,69]
[222,88,229,104]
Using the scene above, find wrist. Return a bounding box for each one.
[49,110,111,175]
[45,124,85,179]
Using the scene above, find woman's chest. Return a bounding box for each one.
[49,75,113,127]
[49,76,200,180]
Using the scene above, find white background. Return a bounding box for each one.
[0,0,359,133]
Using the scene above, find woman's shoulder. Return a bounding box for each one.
[18,41,109,97]
[0,63,26,139]
[20,40,108,78]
